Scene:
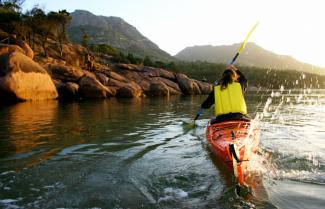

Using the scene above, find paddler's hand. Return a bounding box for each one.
[226,65,238,71]
[194,108,204,121]
[226,65,240,81]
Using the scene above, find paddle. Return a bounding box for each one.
[230,22,259,65]
[190,22,259,128]
[189,109,203,128]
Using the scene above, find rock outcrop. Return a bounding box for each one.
[0,47,58,102]
[79,75,114,98]
[46,64,85,82]
[149,82,169,96]
[0,42,212,103]
[0,44,25,58]
[115,64,211,96]
[16,39,34,59]
[54,79,79,99]
[176,73,203,95]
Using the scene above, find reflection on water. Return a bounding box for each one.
[7,101,58,154]
[0,91,325,209]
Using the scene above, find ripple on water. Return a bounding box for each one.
[57,144,98,156]
[0,198,20,209]
[158,187,188,203]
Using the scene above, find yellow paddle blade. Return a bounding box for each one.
[184,120,196,130]
[189,121,196,128]
[238,22,259,54]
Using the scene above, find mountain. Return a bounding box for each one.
[68,10,174,62]
[175,43,325,75]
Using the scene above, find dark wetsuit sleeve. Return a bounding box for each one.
[200,89,215,109]
[237,70,248,92]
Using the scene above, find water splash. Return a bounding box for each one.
[252,88,325,186]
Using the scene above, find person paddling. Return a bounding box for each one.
[194,65,250,124]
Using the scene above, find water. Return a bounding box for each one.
[0,90,324,209]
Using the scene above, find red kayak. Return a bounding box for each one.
[206,120,260,185]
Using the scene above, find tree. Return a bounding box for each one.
[57,10,71,42]
[81,28,89,48]
[22,9,36,47]
[115,52,129,63]
[30,8,58,57]
[0,0,21,34]
[154,61,166,68]
[126,53,142,64]
[89,44,118,56]
[143,56,153,66]
[0,0,23,12]
[126,53,136,64]
[47,10,71,55]
[166,61,176,71]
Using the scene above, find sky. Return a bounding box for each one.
[23,0,325,67]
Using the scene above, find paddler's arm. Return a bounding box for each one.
[194,89,215,120]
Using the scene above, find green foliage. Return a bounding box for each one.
[126,53,142,64]
[80,28,89,48]
[166,61,177,71]
[171,61,325,89]
[115,52,129,64]
[88,43,137,66]
[0,0,22,12]
[47,10,71,42]
[0,4,72,56]
[0,3,21,34]
[143,56,153,66]
[89,44,118,56]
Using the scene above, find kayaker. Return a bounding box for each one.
[194,65,250,124]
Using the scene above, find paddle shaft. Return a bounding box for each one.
[194,114,200,121]
[230,52,239,65]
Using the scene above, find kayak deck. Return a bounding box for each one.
[206,120,260,185]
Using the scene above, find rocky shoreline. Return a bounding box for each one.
[0,40,212,104]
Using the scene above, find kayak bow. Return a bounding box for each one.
[206,120,260,185]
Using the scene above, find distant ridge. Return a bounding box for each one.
[175,42,325,75]
[68,10,174,62]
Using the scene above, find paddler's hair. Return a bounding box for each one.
[218,69,238,90]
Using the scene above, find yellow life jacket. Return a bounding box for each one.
[214,82,247,116]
